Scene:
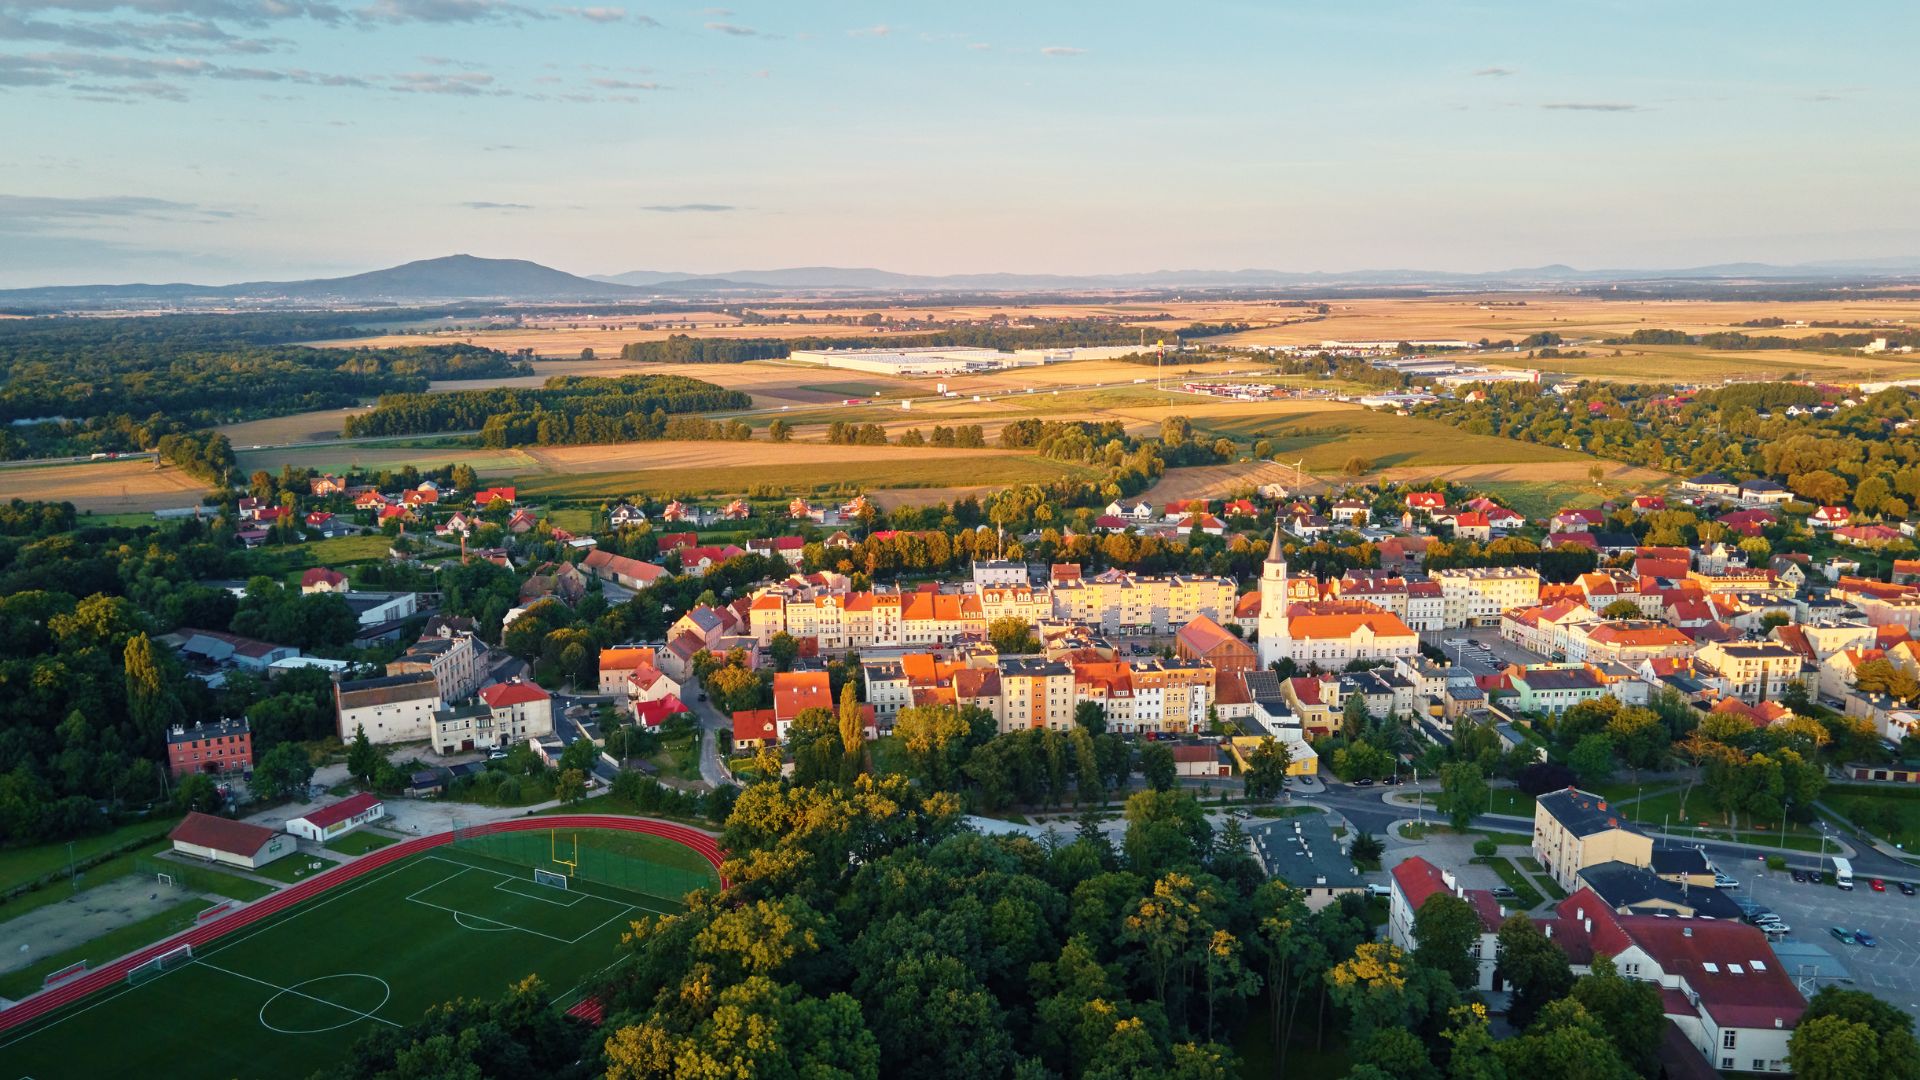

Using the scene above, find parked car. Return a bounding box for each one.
[1354,778,1375,787]
[1873,878,1888,892]
[1790,869,1807,883]
[1830,927,1857,945]
[1491,886,1518,899]
[1758,919,1790,935]
[1900,882,1916,896]
[1856,930,1879,948]
[1715,874,1740,890]
[1366,884,1394,898]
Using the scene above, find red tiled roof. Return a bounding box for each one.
[480,681,548,708]
[169,811,278,857]
[295,792,382,830]
[301,567,346,588]
[772,671,832,721]
[733,708,777,742]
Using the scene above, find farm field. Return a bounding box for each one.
[1187,409,1601,473]
[516,451,1096,503]
[0,831,717,1080]
[0,458,210,513]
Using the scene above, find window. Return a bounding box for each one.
[1723,1032,1738,1050]
[1754,1061,1766,1073]
[1723,1060,1734,1071]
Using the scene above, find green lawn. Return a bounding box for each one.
[0,817,182,897]
[544,507,595,534]
[1823,785,1920,850]
[515,454,1096,503]
[140,858,276,903]
[0,897,206,1000]
[1476,856,1545,910]
[648,732,703,783]
[249,851,340,884]
[323,830,400,856]
[1473,480,1618,520]
[0,845,690,1080]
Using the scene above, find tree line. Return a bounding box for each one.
[339,374,752,444]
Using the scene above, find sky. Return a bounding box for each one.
[1,0,1917,287]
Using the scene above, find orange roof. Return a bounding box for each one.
[772,671,832,720]
[1175,615,1246,656]
[733,708,777,742]
[1586,623,1691,647]
[902,592,980,622]
[599,646,656,672]
[1288,612,1416,640]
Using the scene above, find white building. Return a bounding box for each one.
[335,673,442,745]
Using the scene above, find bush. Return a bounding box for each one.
[1473,837,1498,858]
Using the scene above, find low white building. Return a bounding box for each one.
[284,793,385,842]
[335,673,442,745]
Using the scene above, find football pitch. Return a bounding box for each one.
[0,845,694,1080]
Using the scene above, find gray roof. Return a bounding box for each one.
[1263,814,1361,891]
[1649,843,1712,877]
[1577,860,1743,920]
[1537,787,1643,838]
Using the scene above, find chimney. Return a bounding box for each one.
[1684,927,1693,938]
[1598,800,1607,811]
[1545,923,1553,938]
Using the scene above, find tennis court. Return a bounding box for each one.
[0,821,720,1080]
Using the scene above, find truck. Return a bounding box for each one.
[1833,856,1854,891]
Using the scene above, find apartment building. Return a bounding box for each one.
[1000,657,1075,732]
[1694,641,1804,703]
[386,628,486,702]
[1533,787,1655,892]
[1433,566,1543,627]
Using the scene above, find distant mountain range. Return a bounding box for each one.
[4,252,1919,308]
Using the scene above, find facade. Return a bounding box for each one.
[1433,566,1543,627]
[1695,642,1804,702]
[581,548,667,590]
[284,793,385,842]
[386,629,485,702]
[165,718,253,777]
[599,645,659,695]
[335,673,443,745]
[1000,657,1075,732]
[1388,856,1507,992]
[1533,787,1656,891]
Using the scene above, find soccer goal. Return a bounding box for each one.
[155,872,174,889]
[531,868,570,891]
[126,944,192,985]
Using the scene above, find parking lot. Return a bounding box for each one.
[1733,864,1920,1015]
[1424,627,1540,676]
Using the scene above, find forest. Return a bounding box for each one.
[1418,380,1920,509]
[0,311,530,460]
[338,374,752,445]
[615,320,1248,363]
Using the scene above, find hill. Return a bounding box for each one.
[0,254,650,306]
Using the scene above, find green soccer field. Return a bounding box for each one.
[0,844,697,1080]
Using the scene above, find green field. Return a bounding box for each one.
[249,852,340,884]
[0,844,697,1080]
[0,898,206,1000]
[797,380,905,397]
[1188,411,1593,471]
[0,817,180,897]
[514,454,1096,502]
[323,830,399,856]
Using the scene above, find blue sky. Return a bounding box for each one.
[1,0,1916,286]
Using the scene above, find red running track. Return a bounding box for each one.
[0,815,726,1035]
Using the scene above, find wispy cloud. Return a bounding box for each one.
[705,20,763,36]
[459,199,532,210]
[588,76,658,89]
[555,5,650,23]
[847,23,889,37]
[1472,66,1513,77]
[1541,101,1644,112]
[356,0,540,23]
[0,193,236,230]
[389,70,497,94]
[641,202,733,212]
[1039,45,1084,57]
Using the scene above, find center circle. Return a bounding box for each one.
[258,973,393,1035]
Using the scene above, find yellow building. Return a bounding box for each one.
[1532,787,1654,892]
[1228,735,1318,777]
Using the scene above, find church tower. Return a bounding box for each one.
[1257,522,1290,670]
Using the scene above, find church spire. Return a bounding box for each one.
[1267,520,1285,563]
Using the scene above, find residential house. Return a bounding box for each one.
[1533,786,1655,891]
